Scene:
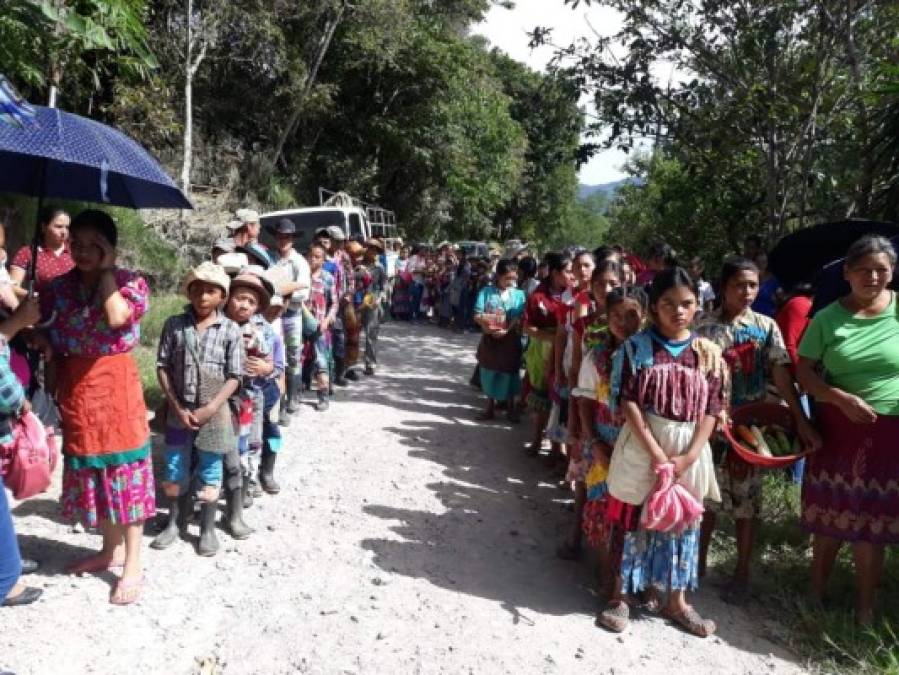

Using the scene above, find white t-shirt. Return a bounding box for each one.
[698,279,715,307]
[274,249,311,306]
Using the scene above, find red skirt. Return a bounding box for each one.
[801,404,899,544]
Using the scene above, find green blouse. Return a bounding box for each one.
[799,293,899,415]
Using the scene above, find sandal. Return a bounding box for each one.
[110,576,144,606]
[66,556,126,576]
[663,605,716,638]
[596,600,630,633]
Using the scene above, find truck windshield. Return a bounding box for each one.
[259,211,347,251]
[348,213,363,238]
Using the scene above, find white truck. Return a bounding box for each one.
[259,190,399,252]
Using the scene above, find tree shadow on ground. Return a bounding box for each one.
[359,323,804,664]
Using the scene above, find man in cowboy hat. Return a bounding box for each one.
[235,208,273,268]
[266,217,309,421]
[361,238,387,376]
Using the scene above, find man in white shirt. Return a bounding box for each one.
[267,218,310,423]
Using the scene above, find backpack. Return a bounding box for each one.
[2,412,59,500]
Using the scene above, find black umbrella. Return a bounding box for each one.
[768,219,899,290]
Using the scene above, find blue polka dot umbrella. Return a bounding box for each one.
[0,103,191,209]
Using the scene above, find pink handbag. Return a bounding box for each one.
[2,412,59,500]
[640,463,704,533]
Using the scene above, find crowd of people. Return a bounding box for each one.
[0,206,388,607]
[470,235,898,636]
[0,207,896,641]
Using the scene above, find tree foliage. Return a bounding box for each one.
[1,0,588,244]
[544,0,899,256]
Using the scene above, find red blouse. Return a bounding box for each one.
[523,282,569,331]
[11,244,75,292]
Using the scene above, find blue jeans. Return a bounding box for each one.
[0,475,22,602]
[411,281,424,320]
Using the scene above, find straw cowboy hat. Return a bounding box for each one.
[181,261,230,297]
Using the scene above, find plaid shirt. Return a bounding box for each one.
[156,308,243,408]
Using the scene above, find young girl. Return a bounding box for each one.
[607,268,726,637]
[546,250,596,457]
[575,287,648,632]
[694,257,820,602]
[557,261,621,560]
[473,259,526,423]
[523,251,574,455]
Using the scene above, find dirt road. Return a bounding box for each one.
[3,323,808,674]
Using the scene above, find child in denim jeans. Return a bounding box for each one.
[153,262,242,556]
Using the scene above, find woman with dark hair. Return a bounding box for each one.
[636,241,676,287]
[695,256,818,603]
[518,256,539,297]
[797,235,899,625]
[523,251,574,454]
[473,259,526,423]
[10,206,74,296]
[41,209,153,605]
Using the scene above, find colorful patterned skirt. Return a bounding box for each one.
[62,457,156,529]
[57,353,155,529]
[801,404,899,545]
[620,525,701,593]
[524,338,553,412]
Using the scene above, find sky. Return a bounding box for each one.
[474,0,632,186]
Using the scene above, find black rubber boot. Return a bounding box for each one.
[150,493,191,550]
[259,448,281,494]
[316,390,329,412]
[197,502,219,557]
[225,483,254,540]
[243,475,254,508]
[345,368,359,382]
[285,373,300,414]
[333,358,348,387]
[278,395,291,427]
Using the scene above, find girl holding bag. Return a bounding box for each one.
[607,268,727,638]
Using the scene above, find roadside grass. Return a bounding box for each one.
[137,293,184,411]
[711,473,899,674]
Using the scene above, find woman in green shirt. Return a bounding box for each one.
[797,235,899,625]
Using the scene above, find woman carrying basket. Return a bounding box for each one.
[694,256,820,604]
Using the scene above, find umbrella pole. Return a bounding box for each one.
[27,160,47,299]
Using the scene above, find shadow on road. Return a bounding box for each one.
[359,323,806,664]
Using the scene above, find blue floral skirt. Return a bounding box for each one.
[620,525,700,593]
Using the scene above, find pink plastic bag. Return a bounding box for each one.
[640,463,704,533]
[2,412,59,500]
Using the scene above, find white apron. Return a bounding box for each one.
[607,412,721,506]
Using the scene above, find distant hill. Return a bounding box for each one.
[578,179,633,201]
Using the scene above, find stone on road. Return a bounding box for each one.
[3,323,808,675]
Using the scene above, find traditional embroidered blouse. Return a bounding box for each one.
[43,268,149,357]
[613,329,727,423]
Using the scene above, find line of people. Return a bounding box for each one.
[0,206,388,607]
[472,236,898,635]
